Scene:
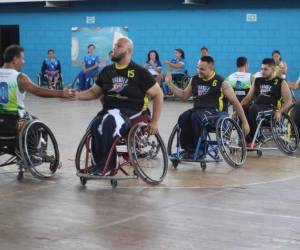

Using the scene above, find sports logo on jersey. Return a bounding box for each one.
[110,76,128,93]
[236,80,242,89]
[197,85,210,96]
[260,84,272,94]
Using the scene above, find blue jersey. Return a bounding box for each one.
[44,58,59,72]
[144,60,162,76]
[83,54,100,78]
[84,54,99,68]
[170,57,186,75]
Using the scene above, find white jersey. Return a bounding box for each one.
[0,68,26,117]
[227,71,252,97]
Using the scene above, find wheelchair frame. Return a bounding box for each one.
[168,115,247,170]
[246,109,299,156]
[75,114,168,189]
[71,73,97,91]
[0,117,61,180]
[37,73,63,90]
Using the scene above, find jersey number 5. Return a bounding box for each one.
[127,70,135,78]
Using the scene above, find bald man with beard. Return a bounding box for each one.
[76,37,164,176]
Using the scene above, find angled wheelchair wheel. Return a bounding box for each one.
[216,117,247,168]
[19,120,60,179]
[75,129,94,175]
[128,123,168,185]
[271,112,299,155]
[71,75,81,91]
[167,124,179,155]
[167,124,183,168]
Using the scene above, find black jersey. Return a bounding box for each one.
[191,72,227,111]
[96,61,156,112]
[253,77,283,106]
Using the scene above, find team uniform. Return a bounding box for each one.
[0,68,25,118]
[79,54,100,91]
[144,60,162,78]
[227,72,252,102]
[178,72,227,152]
[90,61,156,175]
[41,57,61,81]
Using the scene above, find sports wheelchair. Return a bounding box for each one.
[0,113,60,180]
[37,73,63,90]
[167,113,247,170]
[71,72,97,91]
[75,112,168,188]
[245,108,299,156]
[161,72,190,98]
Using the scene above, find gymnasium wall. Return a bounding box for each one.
[0,0,299,90]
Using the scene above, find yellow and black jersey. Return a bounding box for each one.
[191,72,227,112]
[96,61,156,112]
[254,76,283,107]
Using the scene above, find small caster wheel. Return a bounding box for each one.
[17,171,24,181]
[257,150,262,157]
[133,170,139,178]
[49,163,58,173]
[111,179,118,189]
[171,160,179,169]
[201,162,206,170]
[80,177,87,186]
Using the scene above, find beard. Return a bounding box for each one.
[111,52,127,63]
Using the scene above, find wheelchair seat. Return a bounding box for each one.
[38,73,63,89]
[0,113,18,148]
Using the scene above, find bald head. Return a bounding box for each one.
[117,37,133,52]
[111,36,133,64]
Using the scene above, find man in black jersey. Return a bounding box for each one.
[241,58,292,147]
[76,37,163,175]
[165,56,249,156]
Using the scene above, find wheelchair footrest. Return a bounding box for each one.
[246,147,277,151]
[177,158,223,163]
[76,172,138,180]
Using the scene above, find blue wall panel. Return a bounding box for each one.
[0,0,299,93]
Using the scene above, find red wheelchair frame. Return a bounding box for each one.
[75,111,168,188]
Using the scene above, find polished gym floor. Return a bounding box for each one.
[1,95,300,250]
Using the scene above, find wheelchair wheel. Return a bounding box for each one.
[167,124,182,168]
[75,129,94,175]
[128,123,168,185]
[200,162,206,170]
[111,179,118,189]
[216,117,247,168]
[80,177,87,186]
[19,120,60,179]
[71,76,81,91]
[271,112,299,155]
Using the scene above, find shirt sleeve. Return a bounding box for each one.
[95,67,108,88]
[139,67,156,92]
[157,61,162,67]
[179,58,185,66]
[83,56,87,65]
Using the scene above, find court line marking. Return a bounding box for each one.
[193,205,300,221]
[93,173,300,190]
